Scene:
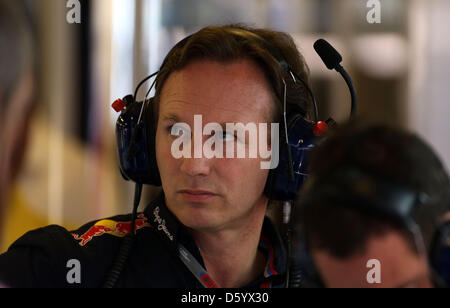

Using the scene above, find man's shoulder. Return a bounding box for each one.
[0,212,155,287]
[5,211,152,250]
[70,212,152,247]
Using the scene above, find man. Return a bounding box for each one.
[0,24,313,287]
[0,1,35,238]
[293,121,450,288]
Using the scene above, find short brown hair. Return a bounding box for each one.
[151,24,313,124]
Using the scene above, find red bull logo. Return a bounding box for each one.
[72,213,151,246]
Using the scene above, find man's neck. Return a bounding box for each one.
[189,200,268,288]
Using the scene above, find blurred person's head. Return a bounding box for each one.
[0,0,35,224]
[151,24,313,233]
[294,120,450,288]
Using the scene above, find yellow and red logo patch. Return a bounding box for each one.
[71,213,151,246]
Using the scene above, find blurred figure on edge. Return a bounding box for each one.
[0,0,36,236]
[293,120,450,288]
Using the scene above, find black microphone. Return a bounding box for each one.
[314,39,357,118]
[314,39,342,70]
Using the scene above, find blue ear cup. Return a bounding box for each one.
[115,96,161,185]
[264,115,316,201]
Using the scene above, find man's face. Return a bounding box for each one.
[155,59,274,232]
[312,231,433,288]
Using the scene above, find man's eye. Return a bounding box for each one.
[166,125,175,134]
[169,123,190,136]
[220,131,236,142]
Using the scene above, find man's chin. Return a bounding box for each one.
[175,207,221,231]
[165,194,226,230]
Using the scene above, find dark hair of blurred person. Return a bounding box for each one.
[0,0,36,230]
[294,120,450,288]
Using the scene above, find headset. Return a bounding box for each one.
[106,27,356,288]
[112,29,328,201]
[292,166,450,288]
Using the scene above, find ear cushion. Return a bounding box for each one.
[144,98,162,186]
[264,113,313,200]
[115,96,162,186]
[264,115,291,199]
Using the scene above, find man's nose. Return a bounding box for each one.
[180,133,215,177]
[179,156,212,177]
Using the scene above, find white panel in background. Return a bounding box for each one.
[145,0,162,77]
[408,0,450,172]
[109,0,136,125]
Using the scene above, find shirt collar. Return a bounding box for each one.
[258,216,287,279]
[144,191,201,257]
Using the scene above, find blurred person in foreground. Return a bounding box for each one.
[0,1,35,240]
[293,120,450,288]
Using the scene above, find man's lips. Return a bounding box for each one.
[177,189,218,202]
[178,189,216,195]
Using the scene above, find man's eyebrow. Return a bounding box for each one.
[161,113,181,122]
[159,116,257,133]
[160,115,226,127]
